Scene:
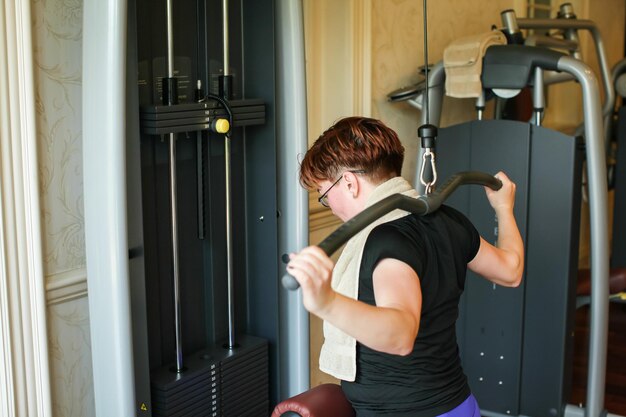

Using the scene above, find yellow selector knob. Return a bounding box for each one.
[213,118,230,134]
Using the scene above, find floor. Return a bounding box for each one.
[570,300,626,415]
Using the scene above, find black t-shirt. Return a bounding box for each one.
[341,205,480,417]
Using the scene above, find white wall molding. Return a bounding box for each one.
[0,0,52,415]
[46,269,88,306]
[352,0,372,117]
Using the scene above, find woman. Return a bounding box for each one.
[287,116,524,417]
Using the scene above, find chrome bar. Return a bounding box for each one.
[223,0,229,76]
[166,0,174,77]
[225,134,235,349]
[533,67,544,126]
[415,61,444,193]
[169,135,183,372]
[558,56,610,417]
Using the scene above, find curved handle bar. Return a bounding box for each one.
[282,171,502,291]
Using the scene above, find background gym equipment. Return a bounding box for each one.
[437,45,611,417]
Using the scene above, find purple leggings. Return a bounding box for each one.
[437,394,480,417]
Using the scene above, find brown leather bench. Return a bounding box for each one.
[272,383,355,417]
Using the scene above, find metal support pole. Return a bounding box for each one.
[558,56,610,417]
[219,0,236,350]
[415,61,444,193]
[164,0,184,372]
[476,91,486,120]
[225,133,235,349]
[83,0,136,413]
[276,0,311,397]
[220,0,233,99]
[166,0,174,77]
[169,136,184,372]
[533,67,544,126]
[222,0,229,77]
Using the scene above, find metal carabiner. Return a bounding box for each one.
[419,148,438,194]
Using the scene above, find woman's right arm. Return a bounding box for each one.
[468,171,524,287]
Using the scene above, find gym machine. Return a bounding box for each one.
[435,45,611,417]
[83,0,309,415]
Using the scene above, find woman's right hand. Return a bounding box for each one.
[286,246,337,316]
[485,171,516,213]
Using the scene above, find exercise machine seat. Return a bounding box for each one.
[271,383,356,417]
[576,267,626,295]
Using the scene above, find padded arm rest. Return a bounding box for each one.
[577,267,626,296]
[271,383,355,417]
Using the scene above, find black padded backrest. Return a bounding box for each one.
[482,45,565,90]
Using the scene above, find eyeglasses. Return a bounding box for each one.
[318,170,366,208]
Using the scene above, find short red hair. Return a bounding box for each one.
[300,117,405,189]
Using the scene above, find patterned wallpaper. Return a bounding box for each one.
[32,0,85,276]
[47,299,94,417]
[31,0,94,415]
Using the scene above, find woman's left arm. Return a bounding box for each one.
[288,247,421,356]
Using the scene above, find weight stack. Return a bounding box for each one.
[151,335,268,417]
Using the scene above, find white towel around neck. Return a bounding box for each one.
[318,176,420,381]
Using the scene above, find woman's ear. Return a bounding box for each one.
[343,172,360,198]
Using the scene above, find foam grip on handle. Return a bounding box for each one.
[282,273,300,290]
